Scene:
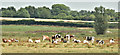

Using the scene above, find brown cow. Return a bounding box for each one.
[42,35,51,42]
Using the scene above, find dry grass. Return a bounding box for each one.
[1,41,118,53]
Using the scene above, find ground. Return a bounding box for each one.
[1,25,119,53]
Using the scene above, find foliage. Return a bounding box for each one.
[94,6,109,35]
[16,8,30,18]
[0,4,118,21]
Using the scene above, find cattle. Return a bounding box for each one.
[52,34,62,42]
[35,39,41,43]
[28,37,33,43]
[52,39,58,44]
[110,39,115,44]
[2,38,7,43]
[11,38,19,42]
[84,36,95,43]
[96,39,104,45]
[73,39,81,43]
[64,34,75,41]
[2,38,19,43]
[42,35,51,42]
[61,38,68,43]
[8,39,12,42]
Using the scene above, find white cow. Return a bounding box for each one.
[35,39,41,43]
[28,39,33,43]
[110,39,115,44]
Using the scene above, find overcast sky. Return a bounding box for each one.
[0,0,119,12]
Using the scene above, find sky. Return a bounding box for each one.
[0,0,119,12]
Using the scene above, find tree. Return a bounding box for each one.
[57,13,67,19]
[16,8,30,18]
[51,4,70,15]
[35,7,51,18]
[1,8,7,11]
[2,10,13,17]
[25,6,36,18]
[94,6,108,35]
[1,7,16,17]
[7,6,16,12]
[70,11,79,17]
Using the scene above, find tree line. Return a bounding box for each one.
[1,20,118,28]
[0,4,119,22]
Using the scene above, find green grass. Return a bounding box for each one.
[1,25,118,53]
[2,25,118,38]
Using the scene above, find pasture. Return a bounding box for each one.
[1,25,118,53]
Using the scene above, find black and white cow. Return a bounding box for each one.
[52,34,62,42]
[73,39,81,43]
[96,39,104,45]
[61,38,68,43]
[84,36,95,43]
[110,39,115,44]
[64,34,75,42]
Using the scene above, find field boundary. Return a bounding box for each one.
[0,17,118,23]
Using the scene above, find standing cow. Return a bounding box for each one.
[84,36,95,43]
[42,35,51,42]
[64,34,75,42]
[52,34,62,42]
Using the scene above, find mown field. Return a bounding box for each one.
[1,25,119,53]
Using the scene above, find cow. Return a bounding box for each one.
[52,34,62,42]
[84,36,95,43]
[110,39,115,44]
[42,35,51,42]
[52,39,58,44]
[35,39,41,43]
[2,38,7,43]
[96,39,104,45]
[11,38,19,42]
[61,38,68,43]
[64,34,75,42]
[73,39,81,43]
[28,37,33,43]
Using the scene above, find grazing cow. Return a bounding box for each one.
[52,34,62,39]
[52,34,62,42]
[15,39,19,42]
[42,35,51,42]
[110,39,115,44]
[35,39,41,43]
[64,34,75,41]
[73,39,81,43]
[84,36,95,43]
[61,38,68,43]
[96,39,104,45]
[11,38,19,42]
[2,38,7,43]
[28,37,33,43]
[7,39,12,43]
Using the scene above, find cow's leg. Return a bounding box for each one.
[68,37,70,43]
[43,37,46,41]
[92,40,94,43]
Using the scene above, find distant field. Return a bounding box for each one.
[1,25,119,53]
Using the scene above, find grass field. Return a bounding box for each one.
[1,25,119,53]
